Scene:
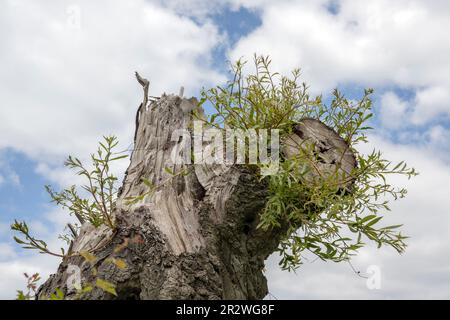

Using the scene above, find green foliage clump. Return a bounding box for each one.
[198,55,417,270]
[47,135,126,228]
[11,136,126,259]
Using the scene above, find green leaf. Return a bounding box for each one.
[13,236,25,245]
[359,215,376,224]
[141,178,153,188]
[164,167,175,175]
[110,155,128,161]
[96,278,117,296]
[50,288,64,300]
[80,251,97,264]
[16,290,28,300]
[366,216,383,227]
[82,285,93,293]
[381,224,403,230]
[107,258,127,270]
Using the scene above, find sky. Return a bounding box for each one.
[1,0,450,299]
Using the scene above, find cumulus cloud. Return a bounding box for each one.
[0,152,22,188]
[412,86,450,124]
[0,223,8,236]
[427,125,450,146]
[0,204,79,299]
[379,87,450,130]
[379,91,410,129]
[151,0,231,18]
[8,172,21,188]
[0,255,61,299]
[0,0,225,164]
[228,0,450,126]
[0,243,17,261]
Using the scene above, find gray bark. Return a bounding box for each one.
[38,88,355,300]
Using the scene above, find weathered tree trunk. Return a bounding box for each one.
[38,85,355,300]
[38,94,281,299]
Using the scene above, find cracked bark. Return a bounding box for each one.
[38,87,355,300]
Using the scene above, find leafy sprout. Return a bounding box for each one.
[11,136,127,260]
[46,135,126,228]
[199,55,417,271]
[11,220,65,258]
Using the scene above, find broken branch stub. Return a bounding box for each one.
[282,118,357,189]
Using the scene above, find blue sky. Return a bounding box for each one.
[1,0,450,299]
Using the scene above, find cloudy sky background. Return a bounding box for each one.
[1,0,450,299]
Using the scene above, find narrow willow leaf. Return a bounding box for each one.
[80,251,97,264]
[96,278,117,296]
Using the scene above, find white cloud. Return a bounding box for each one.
[34,148,129,188]
[0,0,225,164]
[228,0,450,124]
[8,172,21,188]
[0,153,22,188]
[149,0,269,18]
[151,0,230,18]
[35,162,84,188]
[44,207,78,234]
[412,86,450,124]
[0,206,77,299]
[427,125,450,146]
[378,87,450,131]
[0,223,8,237]
[0,243,17,261]
[0,255,61,299]
[380,91,409,129]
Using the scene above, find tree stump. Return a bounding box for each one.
[38,88,356,300]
